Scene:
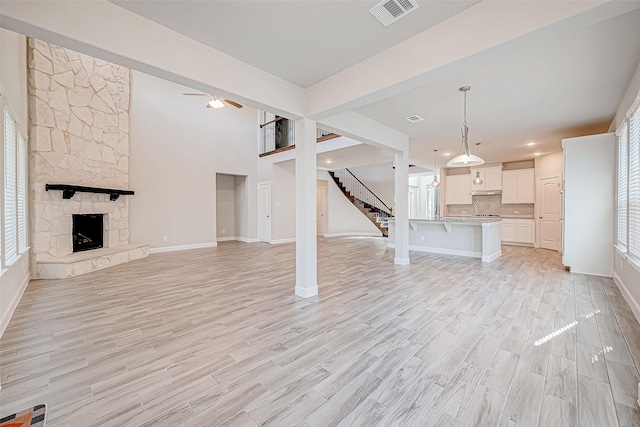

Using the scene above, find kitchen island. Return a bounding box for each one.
[388,217,502,262]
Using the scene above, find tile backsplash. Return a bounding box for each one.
[447,194,534,218]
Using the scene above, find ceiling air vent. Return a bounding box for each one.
[406,115,424,123]
[370,0,419,27]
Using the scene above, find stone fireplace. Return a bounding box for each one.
[28,39,148,279]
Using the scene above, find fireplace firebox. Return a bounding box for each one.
[73,214,104,252]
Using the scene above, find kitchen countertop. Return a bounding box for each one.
[390,217,502,224]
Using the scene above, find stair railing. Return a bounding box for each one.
[332,168,392,216]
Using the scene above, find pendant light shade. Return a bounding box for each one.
[473,171,483,185]
[472,143,484,185]
[432,149,440,187]
[447,86,485,168]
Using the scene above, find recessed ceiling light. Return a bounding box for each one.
[326,160,332,164]
[443,152,451,157]
[534,152,541,156]
[527,142,536,146]
[406,115,424,123]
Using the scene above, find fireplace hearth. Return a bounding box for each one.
[73,214,104,252]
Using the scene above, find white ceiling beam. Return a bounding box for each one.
[319,111,409,153]
[0,0,306,119]
[306,0,640,121]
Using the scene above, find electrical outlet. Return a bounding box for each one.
[290,229,293,234]
[420,236,425,241]
[462,210,467,214]
[222,228,225,234]
[163,236,167,242]
[345,225,349,230]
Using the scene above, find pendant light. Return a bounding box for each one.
[432,149,440,187]
[472,143,484,185]
[447,86,485,167]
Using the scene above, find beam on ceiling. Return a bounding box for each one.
[0,0,306,119]
[305,0,640,121]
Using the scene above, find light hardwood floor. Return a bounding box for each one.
[1,237,639,426]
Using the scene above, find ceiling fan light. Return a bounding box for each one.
[208,98,225,109]
[447,153,485,168]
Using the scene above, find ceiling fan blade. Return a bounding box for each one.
[183,93,211,96]
[223,99,243,108]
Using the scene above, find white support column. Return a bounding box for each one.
[294,118,318,297]
[394,150,410,265]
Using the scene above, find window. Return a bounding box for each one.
[4,109,18,263]
[617,125,628,249]
[630,102,640,260]
[2,105,28,267]
[18,134,27,252]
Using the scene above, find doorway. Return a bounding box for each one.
[258,181,271,242]
[216,174,249,242]
[538,175,562,251]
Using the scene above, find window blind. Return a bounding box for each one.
[4,109,18,263]
[18,133,27,252]
[617,126,628,248]
[629,104,640,259]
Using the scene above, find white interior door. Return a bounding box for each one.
[258,182,271,242]
[538,175,562,251]
[316,187,326,235]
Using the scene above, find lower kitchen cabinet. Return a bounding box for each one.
[501,218,535,245]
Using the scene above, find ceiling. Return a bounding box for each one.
[356,7,640,166]
[110,0,478,88]
[108,1,640,168]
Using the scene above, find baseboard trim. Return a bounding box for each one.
[482,250,502,263]
[0,273,30,339]
[216,236,236,242]
[270,238,296,244]
[388,243,482,259]
[236,237,260,243]
[149,242,218,254]
[323,232,383,238]
[613,271,640,325]
[295,285,318,298]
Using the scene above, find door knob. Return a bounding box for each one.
[539,216,542,219]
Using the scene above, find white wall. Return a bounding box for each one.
[129,71,259,250]
[271,161,296,242]
[535,152,563,178]
[318,171,382,237]
[216,174,236,240]
[235,175,249,241]
[0,29,29,337]
[612,59,640,321]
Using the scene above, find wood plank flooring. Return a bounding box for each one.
[1,237,639,426]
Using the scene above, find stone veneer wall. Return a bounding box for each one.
[28,39,132,274]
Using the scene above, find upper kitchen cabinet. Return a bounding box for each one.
[445,174,472,205]
[470,165,502,192]
[502,169,534,204]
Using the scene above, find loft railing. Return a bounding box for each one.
[260,117,294,154]
[259,118,340,156]
[332,168,392,216]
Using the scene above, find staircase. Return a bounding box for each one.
[328,169,393,237]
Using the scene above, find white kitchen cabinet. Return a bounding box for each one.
[501,219,516,242]
[445,174,471,205]
[471,166,502,191]
[502,218,535,244]
[502,169,535,204]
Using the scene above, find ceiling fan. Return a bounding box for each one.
[182,93,243,109]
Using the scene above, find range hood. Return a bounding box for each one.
[471,190,502,196]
